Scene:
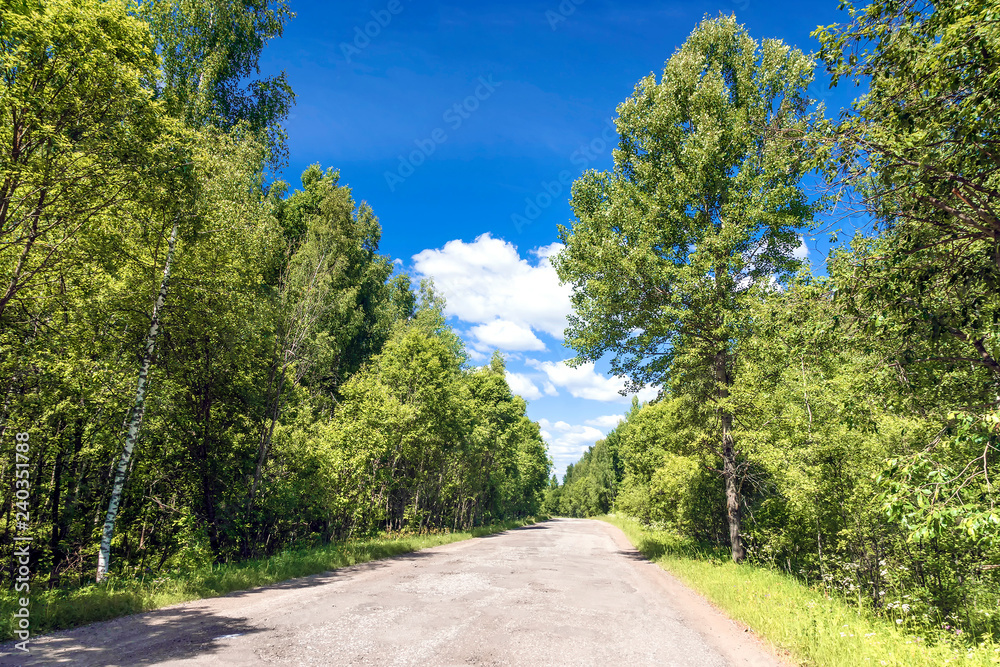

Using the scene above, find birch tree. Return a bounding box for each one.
[94,0,294,579]
[96,221,178,581]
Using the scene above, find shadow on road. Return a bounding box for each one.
[472,521,552,539]
[615,548,651,562]
[6,605,264,667]
[2,549,448,665]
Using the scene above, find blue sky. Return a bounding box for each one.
[259,0,865,478]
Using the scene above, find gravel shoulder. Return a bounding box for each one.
[1,518,792,666]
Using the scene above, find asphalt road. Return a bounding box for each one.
[2,518,788,666]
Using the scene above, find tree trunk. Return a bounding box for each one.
[96,221,178,582]
[48,438,64,587]
[715,350,745,563]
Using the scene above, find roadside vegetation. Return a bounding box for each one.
[0,0,549,607]
[0,518,541,641]
[550,0,1000,663]
[604,515,998,667]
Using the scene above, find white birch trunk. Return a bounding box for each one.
[96,221,178,582]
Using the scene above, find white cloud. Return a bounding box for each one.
[469,319,546,352]
[533,242,563,259]
[505,371,542,401]
[793,235,809,260]
[527,359,659,403]
[537,418,608,478]
[412,233,572,339]
[465,347,490,363]
[585,414,625,429]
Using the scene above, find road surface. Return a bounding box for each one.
[2,518,789,666]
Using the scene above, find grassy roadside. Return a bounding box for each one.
[1,517,543,642]
[599,515,1000,667]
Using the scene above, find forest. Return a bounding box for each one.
[0,0,550,588]
[549,0,1000,644]
[2,0,998,656]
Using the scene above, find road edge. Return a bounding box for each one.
[590,517,798,667]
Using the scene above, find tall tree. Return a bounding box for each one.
[246,166,395,517]
[0,0,172,323]
[95,0,295,580]
[554,15,815,562]
[138,0,295,160]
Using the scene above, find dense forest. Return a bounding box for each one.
[550,0,999,641]
[0,0,550,587]
[2,0,998,652]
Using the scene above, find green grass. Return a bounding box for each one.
[599,515,1000,667]
[1,517,542,642]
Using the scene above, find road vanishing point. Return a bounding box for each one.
[4,519,789,666]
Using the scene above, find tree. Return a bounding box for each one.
[0,0,173,323]
[246,166,396,520]
[93,0,297,580]
[138,0,295,160]
[554,15,816,561]
[814,0,1000,384]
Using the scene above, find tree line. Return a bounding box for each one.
[550,0,999,640]
[0,0,550,586]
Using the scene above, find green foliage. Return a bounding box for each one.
[0,0,179,322]
[0,0,550,599]
[813,0,1000,389]
[554,14,818,562]
[138,0,295,157]
[311,295,550,536]
[881,411,1000,547]
[554,14,816,391]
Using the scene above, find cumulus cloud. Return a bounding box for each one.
[505,371,543,401]
[469,319,546,352]
[527,359,659,403]
[412,233,572,339]
[538,418,608,478]
[584,414,625,429]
